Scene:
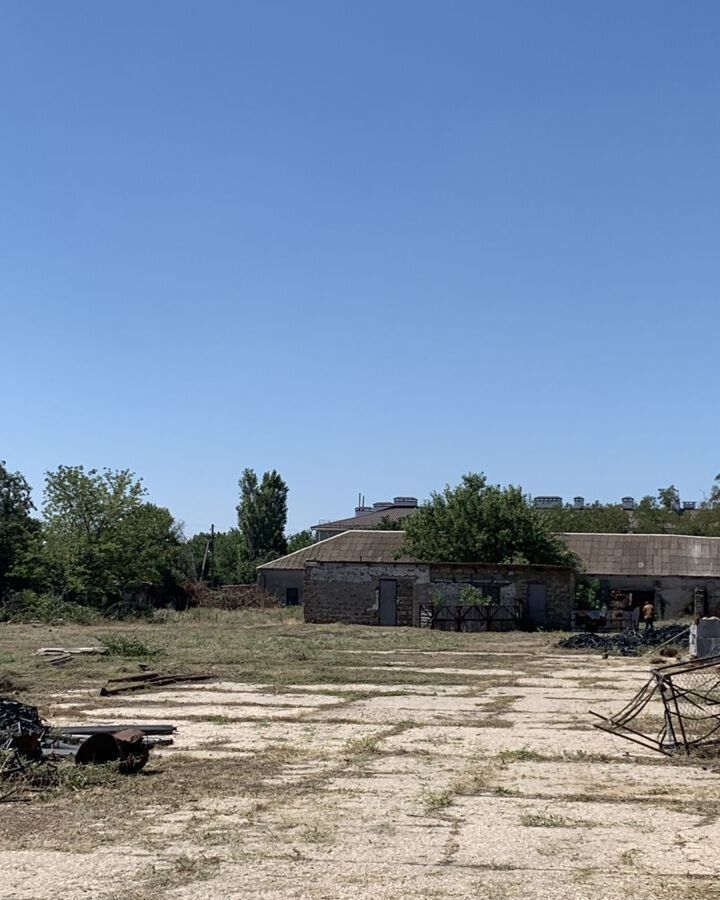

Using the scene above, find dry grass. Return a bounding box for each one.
[0,613,717,900]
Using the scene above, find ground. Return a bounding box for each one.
[1,610,719,900]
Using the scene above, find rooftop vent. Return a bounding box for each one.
[622,496,636,510]
[683,501,697,511]
[533,496,562,509]
[373,501,394,510]
[354,506,373,517]
[573,496,585,510]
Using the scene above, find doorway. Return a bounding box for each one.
[378,579,398,626]
[527,583,547,629]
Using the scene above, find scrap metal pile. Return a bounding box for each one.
[591,654,720,756]
[0,696,175,793]
[558,623,688,656]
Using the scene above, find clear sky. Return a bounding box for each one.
[2,2,719,535]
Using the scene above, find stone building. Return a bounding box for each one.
[562,532,720,619]
[258,531,575,630]
[304,558,575,630]
[312,497,419,541]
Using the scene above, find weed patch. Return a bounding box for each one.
[98,633,164,659]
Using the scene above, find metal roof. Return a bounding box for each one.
[312,506,415,531]
[258,530,412,570]
[561,532,720,578]
[261,530,720,577]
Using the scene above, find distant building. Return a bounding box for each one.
[259,529,720,623]
[312,496,419,541]
[258,530,574,629]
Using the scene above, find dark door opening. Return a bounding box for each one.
[285,587,299,606]
[527,583,547,629]
[378,579,398,626]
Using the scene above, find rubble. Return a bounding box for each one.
[558,623,689,656]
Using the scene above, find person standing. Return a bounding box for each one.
[641,600,655,632]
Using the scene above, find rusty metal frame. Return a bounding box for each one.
[590,654,720,756]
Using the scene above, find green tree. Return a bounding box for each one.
[657,484,681,512]
[185,528,245,585]
[0,461,39,597]
[544,502,630,534]
[372,515,405,531]
[24,466,182,607]
[401,473,577,567]
[236,468,289,580]
[287,529,314,553]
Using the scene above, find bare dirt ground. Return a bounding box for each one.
[1,613,719,899]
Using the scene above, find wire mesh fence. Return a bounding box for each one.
[591,654,720,755]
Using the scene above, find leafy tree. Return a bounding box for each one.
[287,529,314,553]
[0,461,39,597]
[657,484,681,512]
[185,528,245,585]
[23,466,182,607]
[544,502,629,534]
[401,473,577,567]
[373,515,405,531]
[236,468,289,580]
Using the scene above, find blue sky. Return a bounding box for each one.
[2,1,719,534]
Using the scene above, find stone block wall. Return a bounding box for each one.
[303,560,574,629]
[422,564,574,630]
[580,574,720,620]
[258,569,304,604]
[304,562,429,625]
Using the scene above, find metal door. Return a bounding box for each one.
[527,583,547,629]
[378,579,398,626]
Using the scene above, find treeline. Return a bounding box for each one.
[543,481,720,536]
[0,460,313,618]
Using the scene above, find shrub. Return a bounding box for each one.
[0,591,101,625]
[97,633,164,659]
[459,586,491,608]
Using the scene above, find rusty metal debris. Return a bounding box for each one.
[75,728,149,773]
[590,654,720,755]
[100,671,212,696]
[0,696,177,795]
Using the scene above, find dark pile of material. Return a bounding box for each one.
[0,699,47,741]
[558,623,688,656]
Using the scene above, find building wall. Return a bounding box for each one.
[304,562,426,625]
[421,564,575,630]
[579,574,720,620]
[257,569,304,605]
[303,561,574,629]
[314,528,343,542]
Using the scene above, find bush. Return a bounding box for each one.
[97,633,164,659]
[0,591,101,625]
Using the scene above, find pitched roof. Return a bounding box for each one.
[262,529,720,577]
[561,532,720,577]
[312,506,415,531]
[258,530,412,571]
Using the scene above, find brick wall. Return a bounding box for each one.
[579,574,720,620]
[304,562,429,625]
[258,569,304,604]
[303,560,574,629]
[423,564,574,630]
